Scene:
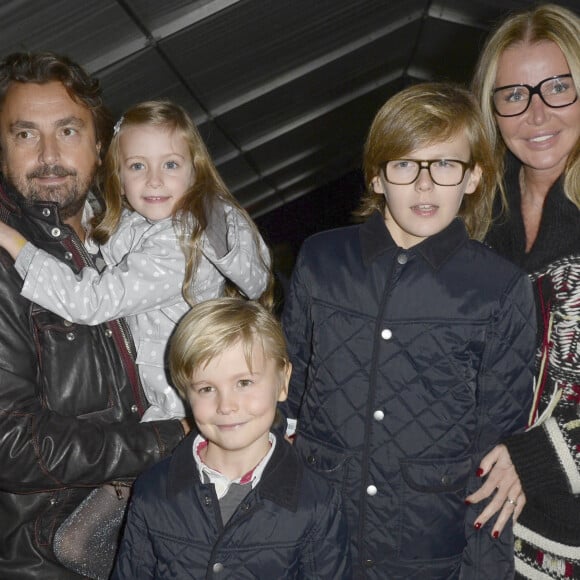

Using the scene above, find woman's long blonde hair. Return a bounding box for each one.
[471,4,580,209]
[92,100,273,308]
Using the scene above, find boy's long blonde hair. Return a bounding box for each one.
[92,100,272,307]
[169,297,289,398]
[356,82,497,241]
[471,4,580,209]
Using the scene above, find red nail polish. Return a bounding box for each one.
[474,522,482,530]
[464,500,471,505]
[476,468,484,477]
[493,531,499,539]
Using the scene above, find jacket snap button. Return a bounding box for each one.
[42,208,51,217]
[397,253,408,265]
[63,319,73,327]
[366,485,377,496]
[65,332,75,341]
[373,410,384,421]
[51,227,61,238]
[130,404,138,413]
[307,455,316,464]
[381,328,392,340]
[363,559,374,568]
[212,562,224,573]
[105,329,113,337]
[64,251,73,261]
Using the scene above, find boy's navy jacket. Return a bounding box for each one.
[112,430,352,579]
[282,212,537,579]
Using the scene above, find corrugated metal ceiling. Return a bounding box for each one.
[1,0,578,219]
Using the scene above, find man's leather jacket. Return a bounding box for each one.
[0,181,185,579]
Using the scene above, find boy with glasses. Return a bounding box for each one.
[282,82,537,579]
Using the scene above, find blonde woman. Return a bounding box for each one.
[469,4,580,578]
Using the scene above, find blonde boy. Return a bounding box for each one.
[112,297,351,579]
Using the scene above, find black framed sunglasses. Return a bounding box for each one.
[492,74,578,117]
[382,159,473,186]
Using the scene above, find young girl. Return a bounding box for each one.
[0,99,271,579]
[282,83,537,579]
[0,99,271,420]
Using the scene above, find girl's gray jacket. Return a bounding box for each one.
[13,202,270,420]
[282,212,537,579]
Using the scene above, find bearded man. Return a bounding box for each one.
[0,51,187,580]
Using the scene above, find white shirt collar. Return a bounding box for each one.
[192,432,276,499]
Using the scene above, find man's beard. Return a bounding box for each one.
[5,163,97,220]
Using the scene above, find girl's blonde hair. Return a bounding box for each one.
[169,297,289,398]
[92,100,273,307]
[357,82,496,241]
[471,4,580,209]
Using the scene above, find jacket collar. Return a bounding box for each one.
[360,210,469,270]
[167,430,302,512]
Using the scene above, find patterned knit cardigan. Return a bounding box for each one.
[508,256,580,579]
[485,154,580,579]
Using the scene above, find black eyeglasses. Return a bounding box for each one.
[382,159,473,186]
[492,74,578,117]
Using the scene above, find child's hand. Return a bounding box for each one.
[465,444,525,538]
[0,221,27,260]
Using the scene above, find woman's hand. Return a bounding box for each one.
[465,444,525,538]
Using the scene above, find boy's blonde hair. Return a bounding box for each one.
[471,4,580,210]
[93,100,273,308]
[357,82,496,241]
[169,297,289,398]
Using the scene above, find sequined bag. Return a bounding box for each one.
[53,483,130,580]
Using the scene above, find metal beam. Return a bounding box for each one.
[84,0,244,73]
[238,68,405,152]
[211,11,424,117]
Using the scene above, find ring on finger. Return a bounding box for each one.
[505,497,518,507]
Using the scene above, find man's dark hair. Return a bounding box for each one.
[0,51,113,159]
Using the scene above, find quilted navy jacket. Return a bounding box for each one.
[112,431,352,579]
[282,212,536,579]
